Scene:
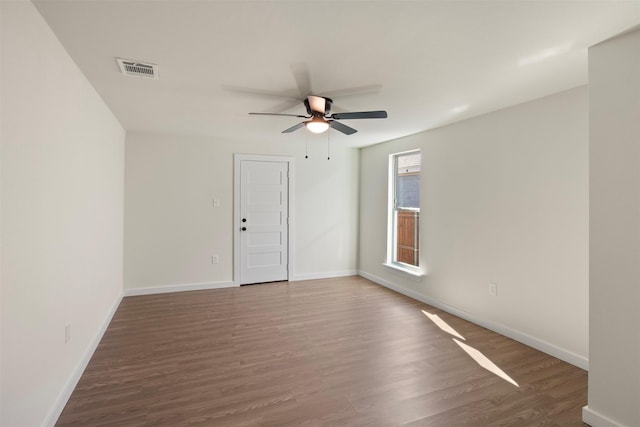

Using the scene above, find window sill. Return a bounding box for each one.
[383,262,425,278]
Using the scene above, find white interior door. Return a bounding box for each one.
[238,158,289,285]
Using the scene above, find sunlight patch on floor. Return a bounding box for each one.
[421,310,466,340]
[453,338,519,387]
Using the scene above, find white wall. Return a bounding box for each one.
[359,86,589,367]
[124,132,359,292]
[584,27,640,427]
[0,2,125,426]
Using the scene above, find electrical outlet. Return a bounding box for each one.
[489,282,498,296]
[211,255,219,264]
[65,324,71,343]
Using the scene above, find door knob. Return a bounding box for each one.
[242,218,247,223]
[241,227,247,231]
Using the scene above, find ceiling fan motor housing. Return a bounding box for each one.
[304,96,333,116]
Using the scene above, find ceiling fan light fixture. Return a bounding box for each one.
[306,117,329,134]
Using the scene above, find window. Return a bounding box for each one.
[387,150,421,273]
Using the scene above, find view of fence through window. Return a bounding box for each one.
[394,151,420,266]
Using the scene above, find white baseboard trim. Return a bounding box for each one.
[582,406,625,427]
[289,270,358,282]
[44,292,123,427]
[124,280,237,296]
[359,270,589,370]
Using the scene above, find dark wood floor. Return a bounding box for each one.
[56,276,587,426]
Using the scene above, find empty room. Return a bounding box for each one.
[1,1,639,426]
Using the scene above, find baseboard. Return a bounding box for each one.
[44,292,123,427]
[359,270,589,370]
[124,280,237,296]
[582,406,625,427]
[289,270,358,282]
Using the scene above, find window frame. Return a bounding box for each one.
[385,149,424,277]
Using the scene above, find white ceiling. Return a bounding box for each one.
[33,0,640,148]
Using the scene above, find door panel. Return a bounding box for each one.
[240,160,289,284]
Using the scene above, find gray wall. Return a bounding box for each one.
[124,132,360,292]
[359,86,589,367]
[585,27,640,427]
[1,2,125,426]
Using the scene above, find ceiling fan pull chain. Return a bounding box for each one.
[327,130,331,160]
[305,130,309,159]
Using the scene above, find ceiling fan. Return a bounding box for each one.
[249,95,388,135]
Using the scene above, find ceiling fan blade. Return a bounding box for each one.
[329,121,358,135]
[250,112,308,118]
[291,62,312,98]
[321,84,383,99]
[308,95,326,114]
[222,84,299,100]
[267,99,305,114]
[282,122,306,133]
[331,111,388,120]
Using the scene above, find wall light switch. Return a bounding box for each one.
[65,324,71,343]
[211,255,219,264]
[213,198,220,208]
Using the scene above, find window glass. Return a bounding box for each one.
[390,151,421,267]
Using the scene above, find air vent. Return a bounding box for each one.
[116,58,158,79]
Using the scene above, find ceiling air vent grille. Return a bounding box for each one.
[116,58,158,79]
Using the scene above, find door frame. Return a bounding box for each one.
[233,153,295,285]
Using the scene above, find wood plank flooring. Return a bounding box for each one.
[55,276,587,426]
